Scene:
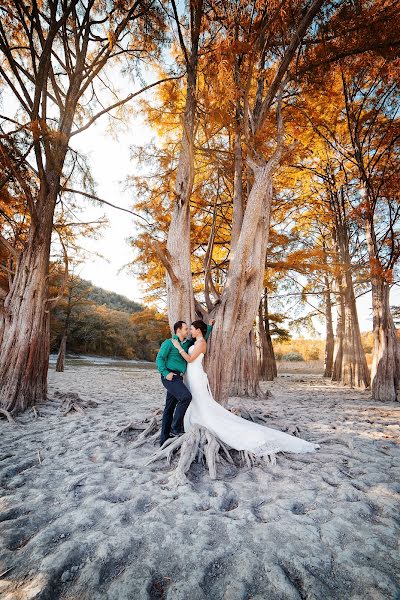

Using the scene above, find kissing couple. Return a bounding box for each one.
[156,319,319,456]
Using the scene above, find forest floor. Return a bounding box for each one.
[0,362,399,600]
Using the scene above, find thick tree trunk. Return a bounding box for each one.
[365,219,400,401]
[259,295,277,380]
[342,277,370,388]
[0,205,55,412]
[323,276,334,378]
[331,221,370,388]
[230,329,263,398]
[369,281,400,401]
[332,272,369,388]
[225,89,264,398]
[206,164,277,404]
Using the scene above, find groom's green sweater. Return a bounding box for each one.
[156,325,213,378]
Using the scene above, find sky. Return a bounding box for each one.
[70,113,150,305]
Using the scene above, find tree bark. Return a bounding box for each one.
[230,329,263,398]
[259,294,277,380]
[323,275,334,378]
[0,196,56,412]
[164,0,203,328]
[331,278,344,382]
[331,222,370,388]
[206,162,277,404]
[341,284,370,388]
[56,334,67,372]
[365,218,400,401]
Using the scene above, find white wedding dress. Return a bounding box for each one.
[184,345,319,457]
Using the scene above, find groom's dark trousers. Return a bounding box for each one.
[160,373,192,445]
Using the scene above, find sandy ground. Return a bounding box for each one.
[0,362,399,600]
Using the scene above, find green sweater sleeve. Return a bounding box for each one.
[156,339,172,378]
[204,324,213,341]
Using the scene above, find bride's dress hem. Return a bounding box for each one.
[183,348,319,457]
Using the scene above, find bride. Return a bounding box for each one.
[171,320,319,457]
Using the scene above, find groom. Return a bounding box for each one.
[156,319,214,446]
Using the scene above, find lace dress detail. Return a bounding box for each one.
[183,346,319,457]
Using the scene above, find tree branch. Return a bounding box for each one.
[70,74,183,136]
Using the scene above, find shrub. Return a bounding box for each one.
[307,348,320,361]
[282,351,304,362]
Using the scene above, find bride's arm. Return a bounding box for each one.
[173,339,206,362]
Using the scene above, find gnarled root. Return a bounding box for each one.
[145,424,277,487]
[54,391,100,416]
[116,409,162,446]
[119,406,279,487]
[0,408,16,424]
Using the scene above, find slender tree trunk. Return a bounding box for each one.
[55,289,72,373]
[323,276,334,378]
[332,277,344,382]
[163,1,203,329]
[365,218,400,401]
[0,199,56,412]
[259,294,277,380]
[56,334,67,372]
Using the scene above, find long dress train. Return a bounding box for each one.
[184,346,319,456]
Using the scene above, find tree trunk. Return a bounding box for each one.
[56,288,72,373]
[230,329,263,398]
[56,334,67,372]
[206,163,277,404]
[369,280,400,401]
[164,1,203,329]
[331,280,344,382]
[331,220,370,388]
[259,294,277,380]
[323,277,334,378]
[0,204,55,412]
[365,218,400,401]
[332,271,370,388]
[341,287,370,388]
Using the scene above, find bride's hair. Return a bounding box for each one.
[191,320,207,337]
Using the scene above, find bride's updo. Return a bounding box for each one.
[191,320,207,337]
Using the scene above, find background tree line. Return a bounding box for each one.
[50,275,169,362]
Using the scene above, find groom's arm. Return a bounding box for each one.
[155,339,172,378]
[204,321,214,341]
[185,321,214,348]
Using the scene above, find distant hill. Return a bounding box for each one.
[50,276,169,361]
[76,278,143,313]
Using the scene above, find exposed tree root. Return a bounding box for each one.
[0,408,16,424]
[145,425,276,486]
[54,391,100,416]
[119,405,280,486]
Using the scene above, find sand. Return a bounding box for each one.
[0,362,399,600]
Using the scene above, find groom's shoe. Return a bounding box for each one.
[170,430,184,438]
